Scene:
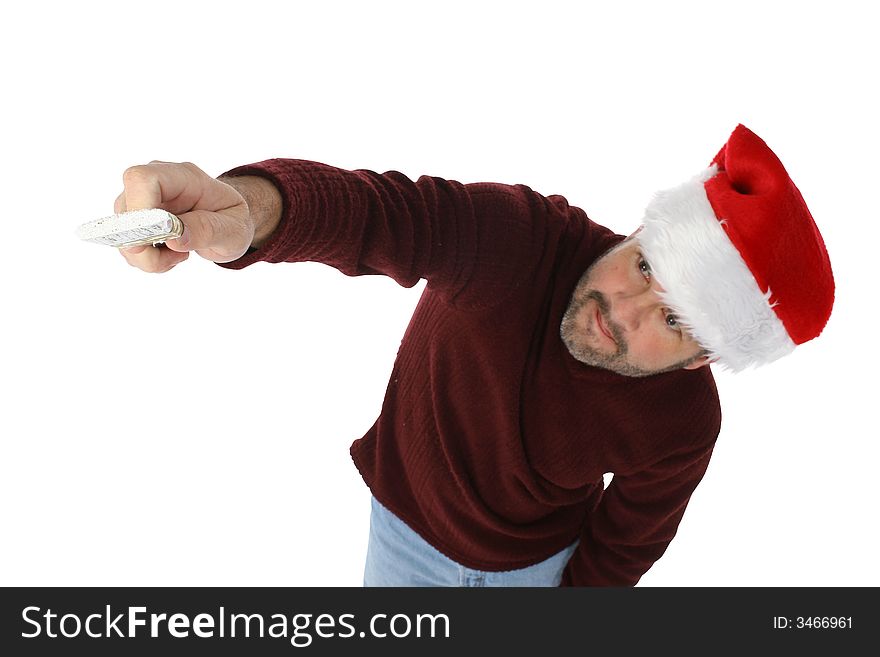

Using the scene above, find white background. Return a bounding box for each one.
[1,0,876,587]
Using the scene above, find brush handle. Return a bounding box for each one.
[76,209,184,248]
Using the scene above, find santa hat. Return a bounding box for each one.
[636,124,834,372]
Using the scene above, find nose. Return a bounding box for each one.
[613,288,660,332]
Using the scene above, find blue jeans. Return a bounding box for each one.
[363,495,579,587]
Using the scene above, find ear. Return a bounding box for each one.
[683,355,715,370]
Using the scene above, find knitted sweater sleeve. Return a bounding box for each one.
[216,158,545,307]
[560,442,716,587]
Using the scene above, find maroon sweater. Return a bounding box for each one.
[219,159,722,586]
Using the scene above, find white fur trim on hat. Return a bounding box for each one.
[636,165,796,372]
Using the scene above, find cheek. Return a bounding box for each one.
[607,263,638,291]
[589,257,634,293]
[626,328,681,367]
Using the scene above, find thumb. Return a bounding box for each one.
[164,208,251,262]
[165,210,224,251]
[164,210,224,253]
[165,222,193,251]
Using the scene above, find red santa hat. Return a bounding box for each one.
[636,124,834,372]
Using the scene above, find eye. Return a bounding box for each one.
[638,255,651,281]
[664,312,681,332]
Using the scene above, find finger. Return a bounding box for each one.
[122,164,164,212]
[146,249,189,272]
[118,244,190,273]
[121,161,208,213]
[119,244,149,256]
[121,161,243,214]
[113,190,127,214]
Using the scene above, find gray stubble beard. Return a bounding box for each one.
[560,275,702,378]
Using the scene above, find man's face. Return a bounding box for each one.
[560,237,708,377]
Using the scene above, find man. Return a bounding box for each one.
[112,124,834,586]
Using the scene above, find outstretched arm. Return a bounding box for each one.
[114,157,584,309]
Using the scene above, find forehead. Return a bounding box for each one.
[603,238,647,269]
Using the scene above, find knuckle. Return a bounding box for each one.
[119,251,156,273]
[122,164,155,186]
[182,161,205,177]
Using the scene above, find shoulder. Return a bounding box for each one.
[661,367,723,449]
[626,367,722,469]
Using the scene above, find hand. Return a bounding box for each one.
[114,161,253,272]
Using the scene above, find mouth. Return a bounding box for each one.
[595,308,616,344]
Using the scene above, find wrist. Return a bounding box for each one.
[219,174,282,249]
